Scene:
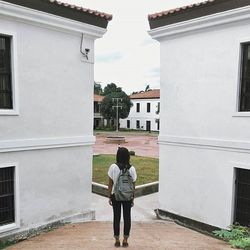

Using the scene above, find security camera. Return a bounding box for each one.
[85,48,90,53]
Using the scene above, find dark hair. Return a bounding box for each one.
[116,147,130,169]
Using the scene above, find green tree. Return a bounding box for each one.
[103,83,122,96]
[100,90,132,128]
[94,82,103,95]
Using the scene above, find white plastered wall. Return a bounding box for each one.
[0,1,107,236]
[149,6,250,228]
[120,98,160,131]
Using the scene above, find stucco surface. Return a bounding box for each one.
[0,9,96,236]
[120,98,160,131]
[152,7,250,229]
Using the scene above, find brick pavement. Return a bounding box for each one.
[93,132,159,158]
[6,193,231,250]
[6,221,231,250]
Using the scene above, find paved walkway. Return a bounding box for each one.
[93,192,159,222]
[93,132,159,158]
[7,221,231,250]
[6,194,231,250]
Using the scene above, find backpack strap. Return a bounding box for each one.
[116,163,131,171]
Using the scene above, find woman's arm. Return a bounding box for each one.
[108,177,113,206]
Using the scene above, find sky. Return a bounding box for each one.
[64,0,196,94]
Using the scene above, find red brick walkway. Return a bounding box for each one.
[6,221,231,250]
[93,132,159,158]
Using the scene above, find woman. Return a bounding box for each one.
[108,147,137,247]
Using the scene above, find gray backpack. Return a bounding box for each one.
[114,165,134,201]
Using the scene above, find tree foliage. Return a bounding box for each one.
[103,83,122,96]
[100,83,132,123]
[94,82,103,95]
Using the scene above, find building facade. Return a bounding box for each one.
[149,0,250,229]
[0,0,111,238]
[94,94,105,129]
[120,89,160,131]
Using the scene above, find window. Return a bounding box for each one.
[0,35,12,110]
[146,121,151,131]
[239,43,250,111]
[156,118,160,130]
[136,120,140,129]
[94,102,101,113]
[127,120,130,129]
[235,168,250,226]
[136,103,140,113]
[0,167,15,226]
[147,103,151,113]
[156,102,160,114]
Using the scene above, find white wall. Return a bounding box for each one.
[151,7,250,228]
[0,18,93,139]
[0,147,92,232]
[160,25,250,141]
[0,2,105,236]
[120,98,160,131]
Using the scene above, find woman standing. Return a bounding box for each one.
[108,147,137,247]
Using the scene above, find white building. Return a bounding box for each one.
[120,89,160,131]
[0,0,111,238]
[149,0,250,229]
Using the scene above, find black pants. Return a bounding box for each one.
[111,195,132,238]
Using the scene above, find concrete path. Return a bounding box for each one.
[92,192,159,222]
[6,193,231,250]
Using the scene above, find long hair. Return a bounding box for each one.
[116,147,130,169]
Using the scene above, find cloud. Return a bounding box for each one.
[147,67,160,77]
[66,0,192,93]
[96,52,123,63]
[141,38,157,46]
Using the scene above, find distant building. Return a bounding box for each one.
[149,0,250,229]
[0,0,111,239]
[94,94,105,129]
[120,89,160,131]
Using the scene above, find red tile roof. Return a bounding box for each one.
[130,89,160,100]
[148,0,250,29]
[148,0,215,20]
[94,94,104,102]
[48,0,112,21]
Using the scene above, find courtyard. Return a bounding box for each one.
[1,0,250,249]
[93,131,159,158]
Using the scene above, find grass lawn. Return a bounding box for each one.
[93,154,159,186]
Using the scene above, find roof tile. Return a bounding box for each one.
[130,89,160,100]
[94,94,104,102]
[48,0,112,21]
[148,0,215,20]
